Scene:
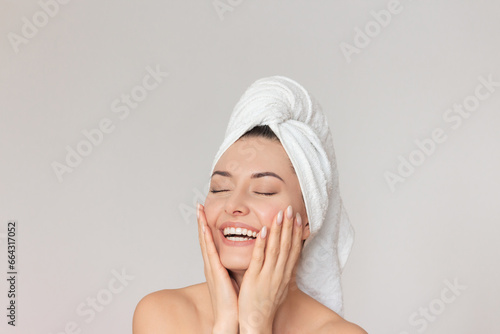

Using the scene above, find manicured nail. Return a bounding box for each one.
[296,212,302,226]
[196,203,200,219]
[261,226,267,239]
[202,224,205,233]
[277,210,283,225]
[286,205,293,220]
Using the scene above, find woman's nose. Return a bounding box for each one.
[224,188,249,216]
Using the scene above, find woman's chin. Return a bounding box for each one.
[222,262,250,271]
[220,257,251,271]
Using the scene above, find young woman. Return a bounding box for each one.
[133,77,367,334]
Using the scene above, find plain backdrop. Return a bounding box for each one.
[1,1,499,333]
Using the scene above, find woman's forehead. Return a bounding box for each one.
[214,137,291,172]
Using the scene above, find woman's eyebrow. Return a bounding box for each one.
[211,170,285,183]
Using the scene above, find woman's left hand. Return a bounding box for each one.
[237,205,304,334]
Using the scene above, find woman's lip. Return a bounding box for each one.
[219,229,256,247]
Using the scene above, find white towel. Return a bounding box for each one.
[208,75,354,316]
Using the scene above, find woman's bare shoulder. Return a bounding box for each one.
[312,304,367,334]
[317,317,368,334]
[132,283,206,334]
[292,291,367,333]
[313,306,367,334]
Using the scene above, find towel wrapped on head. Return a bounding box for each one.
[209,75,354,316]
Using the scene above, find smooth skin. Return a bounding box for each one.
[133,137,367,334]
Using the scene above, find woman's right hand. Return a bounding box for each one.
[197,203,239,334]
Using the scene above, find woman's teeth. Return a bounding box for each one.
[223,227,257,240]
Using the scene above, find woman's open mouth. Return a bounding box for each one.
[223,227,257,240]
[220,227,257,246]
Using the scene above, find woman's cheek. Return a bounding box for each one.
[254,202,285,228]
[202,197,217,228]
[204,199,228,230]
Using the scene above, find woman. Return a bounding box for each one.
[133,76,367,333]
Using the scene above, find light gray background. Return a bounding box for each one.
[1,1,499,333]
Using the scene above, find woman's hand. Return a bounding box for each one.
[237,205,304,334]
[197,203,240,334]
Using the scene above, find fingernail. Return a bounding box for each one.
[261,226,267,239]
[286,205,293,220]
[202,224,205,233]
[277,210,283,225]
[296,212,302,226]
[196,203,200,219]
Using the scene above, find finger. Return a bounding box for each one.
[282,212,304,284]
[197,203,212,275]
[273,205,295,276]
[199,204,226,272]
[197,203,207,257]
[246,224,268,276]
[261,208,285,271]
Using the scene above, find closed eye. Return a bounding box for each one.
[210,189,228,193]
[209,190,276,196]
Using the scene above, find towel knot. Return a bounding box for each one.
[227,76,315,134]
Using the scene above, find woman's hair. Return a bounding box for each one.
[239,125,280,142]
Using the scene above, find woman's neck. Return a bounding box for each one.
[228,269,301,297]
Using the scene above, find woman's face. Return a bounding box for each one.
[204,136,310,271]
